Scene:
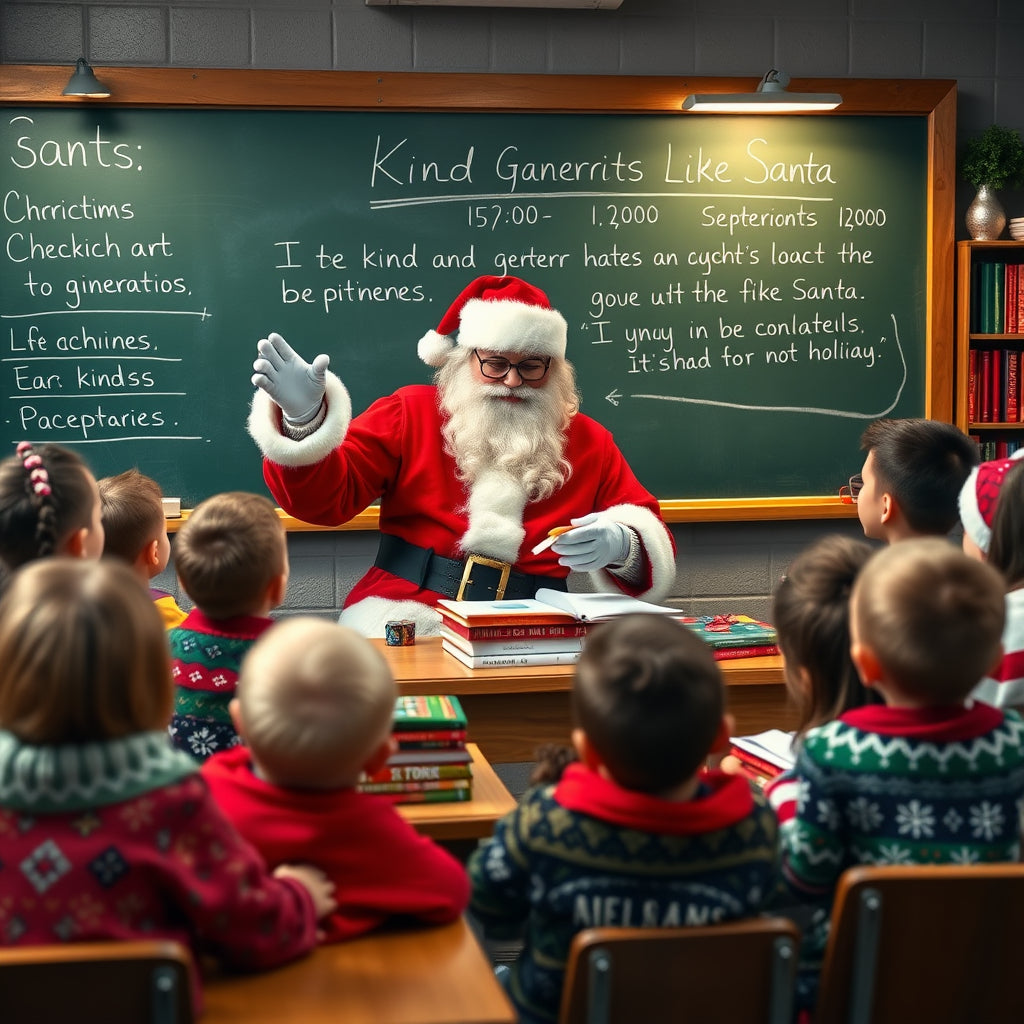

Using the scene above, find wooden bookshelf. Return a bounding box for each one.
[956,240,1024,457]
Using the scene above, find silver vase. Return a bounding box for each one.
[966,185,1006,240]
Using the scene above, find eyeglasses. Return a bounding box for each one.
[839,474,864,504]
[473,350,551,382]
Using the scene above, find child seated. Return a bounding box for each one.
[779,538,1024,1011]
[168,491,287,762]
[959,452,1024,713]
[468,613,779,1024]
[0,558,334,1011]
[98,467,186,628]
[201,616,470,941]
[0,442,104,585]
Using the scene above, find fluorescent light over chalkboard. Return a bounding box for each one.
[683,69,841,113]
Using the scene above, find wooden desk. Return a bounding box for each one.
[203,918,515,1024]
[397,743,516,842]
[376,638,796,763]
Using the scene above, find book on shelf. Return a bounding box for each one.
[677,614,778,650]
[993,261,1006,334]
[393,694,467,731]
[1006,349,1020,423]
[442,639,582,669]
[968,348,977,422]
[359,778,472,796]
[1009,264,1019,334]
[440,625,587,658]
[439,614,591,642]
[360,761,473,785]
[980,349,993,422]
[712,643,780,661]
[437,590,677,627]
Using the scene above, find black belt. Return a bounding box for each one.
[374,533,568,602]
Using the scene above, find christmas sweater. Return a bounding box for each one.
[0,730,318,1013]
[168,610,274,762]
[468,763,778,1024]
[971,588,1024,711]
[249,382,676,635]
[202,746,469,942]
[778,703,1024,1010]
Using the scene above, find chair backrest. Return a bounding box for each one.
[558,917,800,1024]
[0,940,195,1024]
[815,863,1024,1024]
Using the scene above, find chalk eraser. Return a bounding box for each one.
[162,497,182,518]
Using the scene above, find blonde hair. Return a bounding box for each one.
[173,492,285,618]
[236,617,396,788]
[852,538,1005,704]
[99,468,165,563]
[0,558,173,744]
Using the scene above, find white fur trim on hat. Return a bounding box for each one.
[958,449,1024,554]
[458,469,529,564]
[456,297,567,360]
[339,597,442,639]
[247,370,351,467]
[588,503,676,602]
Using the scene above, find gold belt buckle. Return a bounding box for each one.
[457,554,513,601]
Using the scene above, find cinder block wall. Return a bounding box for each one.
[3,0,1020,620]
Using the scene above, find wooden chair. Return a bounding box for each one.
[558,917,801,1024]
[815,863,1024,1024]
[0,939,195,1024]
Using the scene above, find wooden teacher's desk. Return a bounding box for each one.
[203,918,515,1024]
[398,743,516,843]
[375,638,795,763]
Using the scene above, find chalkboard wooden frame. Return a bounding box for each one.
[1,67,956,523]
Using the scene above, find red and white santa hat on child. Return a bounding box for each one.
[958,450,1024,554]
[417,275,568,368]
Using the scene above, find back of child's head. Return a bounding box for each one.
[989,459,1024,590]
[98,468,165,564]
[774,534,877,738]
[0,442,99,571]
[235,617,396,788]
[173,491,285,618]
[861,418,979,534]
[959,451,1024,587]
[0,557,172,745]
[573,613,723,794]
[851,537,1005,704]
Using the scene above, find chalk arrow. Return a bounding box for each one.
[605,389,622,406]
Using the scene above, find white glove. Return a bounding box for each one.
[552,513,631,572]
[252,332,330,425]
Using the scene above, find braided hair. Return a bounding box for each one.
[0,442,96,571]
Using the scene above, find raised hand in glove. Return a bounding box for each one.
[551,513,631,572]
[252,332,330,425]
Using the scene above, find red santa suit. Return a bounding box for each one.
[247,276,676,636]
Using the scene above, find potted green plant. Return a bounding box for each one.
[959,125,1024,239]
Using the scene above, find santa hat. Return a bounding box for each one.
[418,275,567,368]
[958,450,1024,554]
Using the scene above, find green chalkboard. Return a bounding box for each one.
[0,71,955,510]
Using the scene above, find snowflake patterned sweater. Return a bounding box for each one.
[468,763,779,1024]
[779,703,1024,1007]
[169,609,274,761]
[0,729,318,1014]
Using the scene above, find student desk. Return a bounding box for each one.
[375,638,795,763]
[202,917,516,1024]
[398,742,516,844]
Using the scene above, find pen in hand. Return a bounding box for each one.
[530,525,575,555]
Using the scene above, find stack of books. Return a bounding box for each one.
[357,694,473,804]
[728,729,796,785]
[438,590,680,668]
[678,613,779,661]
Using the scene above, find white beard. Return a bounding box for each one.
[437,354,578,504]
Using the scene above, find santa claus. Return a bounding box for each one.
[247,275,676,637]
